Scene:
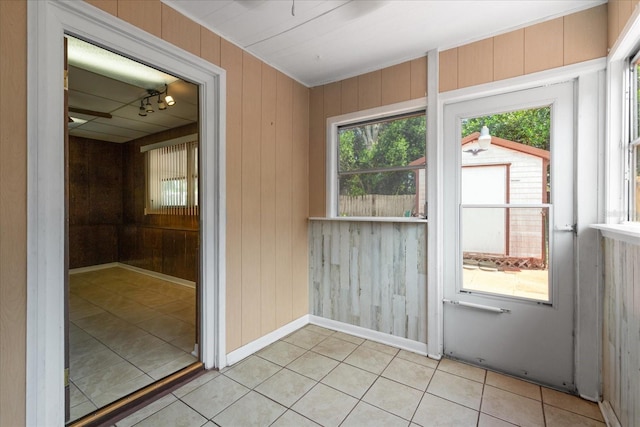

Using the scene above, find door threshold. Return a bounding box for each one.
[68,362,205,427]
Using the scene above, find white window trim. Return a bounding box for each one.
[325,97,427,219]
[589,4,640,245]
[27,2,226,424]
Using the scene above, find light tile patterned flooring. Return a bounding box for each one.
[116,324,605,427]
[68,267,197,422]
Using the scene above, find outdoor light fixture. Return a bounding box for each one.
[138,84,176,117]
[464,125,492,155]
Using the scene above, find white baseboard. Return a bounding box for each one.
[309,315,429,357]
[225,315,310,367]
[69,262,119,274]
[69,262,196,288]
[599,401,621,427]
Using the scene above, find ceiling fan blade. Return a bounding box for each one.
[68,107,112,119]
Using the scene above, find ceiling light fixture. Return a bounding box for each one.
[138,100,147,117]
[138,84,176,118]
[464,126,492,155]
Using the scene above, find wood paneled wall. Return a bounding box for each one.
[0,1,27,425]
[439,5,607,92]
[119,123,199,282]
[608,0,640,50]
[69,136,123,268]
[308,58,427,216]
[309,221,427,342]
[309,5,607,216]
[85,0,310,352]
[603,238,640,427]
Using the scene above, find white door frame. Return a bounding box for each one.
[26,2,226,424]
[427,57,605,400]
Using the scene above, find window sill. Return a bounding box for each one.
[309,216,428,223]
[591,223,640,246]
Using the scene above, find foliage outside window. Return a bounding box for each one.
[337,111,426,217]
[145,138,198,215]
[631,57,640,221]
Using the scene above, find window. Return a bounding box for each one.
[331,108,426,218]
[631,55,640,221]
[142,134,198,215]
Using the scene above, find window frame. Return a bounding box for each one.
[326,98,427,219]
[629,52,640,222]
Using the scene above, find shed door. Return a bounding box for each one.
[461,165,507,255]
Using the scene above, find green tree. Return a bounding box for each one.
[338,115,425,196]
[461,107,551,150]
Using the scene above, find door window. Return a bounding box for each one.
[459,107,552,302]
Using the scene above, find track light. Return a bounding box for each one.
[157,95,166,110]
[138,84,175,118]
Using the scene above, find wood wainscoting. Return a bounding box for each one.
[309,219,427,343]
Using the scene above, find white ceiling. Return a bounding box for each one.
[165,0,606,87]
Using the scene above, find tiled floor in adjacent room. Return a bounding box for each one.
[115,324,605,427]
[68,267,198,422]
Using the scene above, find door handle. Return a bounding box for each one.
[443,299,511,313]
[554,224,576,233]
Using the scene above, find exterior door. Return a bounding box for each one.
[442,82,576,390]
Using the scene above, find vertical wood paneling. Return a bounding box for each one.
[324,81,341,118]
[0,1,27,425]
[458,39,494,89]
[241,52,262,343]
[603,238,640,427]
[161,3,201,56]
[275,72,293,328]
[381,62,411,105]
[221,39,243,352]
[341,77,358,114]
[85,0,118,15]
[200,27,221,67]
[117,0,162,38]
[410,57,427,99]
[439,48,458,92]
[608,0,621,50]
[524,18,564,75]
[309,221,427,341]
[494,30,524,81]
[563,4,607,66]
[292,82,310,318]
[358,70,381,110]
[260,64,277,335]
[309,86,325,217]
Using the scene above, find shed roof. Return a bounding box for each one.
[408,132,550,167]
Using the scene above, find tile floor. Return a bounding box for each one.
[115,324,605,427]
[68,267,197,422]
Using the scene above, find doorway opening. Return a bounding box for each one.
[65,36,201,423]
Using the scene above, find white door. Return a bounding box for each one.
[443,82,575,390]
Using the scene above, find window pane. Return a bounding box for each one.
[338,114,425,172]
[636,62,640,140]
[338,170,425,217]
[635,147,640,221]
[462,206,550,302]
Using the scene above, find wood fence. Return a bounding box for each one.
[339,194,416,217]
